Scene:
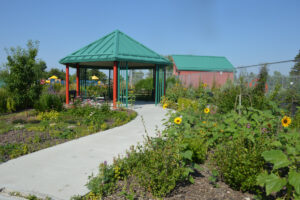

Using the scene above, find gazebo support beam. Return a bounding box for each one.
[76,64,80,97]
[153,66,156,101]
[164,66,166,96]
[113,61,118,109]
[66,64,69,105]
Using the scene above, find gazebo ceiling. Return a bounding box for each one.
[59,30,171,68]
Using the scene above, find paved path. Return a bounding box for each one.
[0,104,167,200]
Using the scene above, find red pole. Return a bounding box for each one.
[76,64,79,97]
[113,61,118,109]
[66,64,69,105]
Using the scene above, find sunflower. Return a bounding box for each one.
[204,108,210,114]
[281,116,291,128]
[163,103,168,109]
[174,117,182,125]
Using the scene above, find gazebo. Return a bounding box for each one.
[59,30,171,108]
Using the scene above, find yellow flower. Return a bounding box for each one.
[174,117,182,125]
[281,116,291,128]
[163,103,168,109]
[202,121,206,124]
[203,83,207,87]
[204,108,210,114]
[213,123,217,127]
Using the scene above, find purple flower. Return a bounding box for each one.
[247,123,251,129]
[103,161,107,166]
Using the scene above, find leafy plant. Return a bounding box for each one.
[3,40,46,110]
[213,136,266,192]
[257,130,300,199]
[34,93,63,112]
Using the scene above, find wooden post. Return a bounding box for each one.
[113,61,118,109]
[66,64,69,105]
[76,64,79,97]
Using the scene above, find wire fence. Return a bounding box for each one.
[235,67,300,93]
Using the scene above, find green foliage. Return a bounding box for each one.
[34,93,63,112]
[257,130,300,199]
[86,85,108,98]
[129,137,187,197]
[134,77,153,91]
[87,69,107,83]
[0,88,9,113]
[292,107,300,128]
[37,110,59,122]
[0,105,136,163]
[177,97,199,112]
[4,40,46,110]
[213,137,266,192]
[290,50,300,76]
[128,90,136,107]
[45,68,66,80]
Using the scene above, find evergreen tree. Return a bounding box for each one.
[290,50,300,76]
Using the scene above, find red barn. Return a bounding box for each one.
[171,55,235,88]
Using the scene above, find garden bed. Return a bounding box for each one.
[102,164,253,200]
[0,105,137,163]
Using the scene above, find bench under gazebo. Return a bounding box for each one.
[59,30,171,108]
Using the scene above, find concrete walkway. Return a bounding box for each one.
[0,103,167,200]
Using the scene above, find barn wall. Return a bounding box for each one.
[177,70,234,88]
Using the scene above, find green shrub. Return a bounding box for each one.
[257,130,300,199]
[37,110,59,121]
[183,135,207,163]
[0,88,9,113]
[86,162,117,198]
[100,123,108,130]
[213,137,266,192]
[177,97,199,112]
[291,106,300,129]
[34,93,63,112]
[131,137,186,197]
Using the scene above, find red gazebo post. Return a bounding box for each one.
[113,61,118,109]
[76,63,79,97]
[66,64,69,105]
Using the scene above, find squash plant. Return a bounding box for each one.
[257,130,300,199]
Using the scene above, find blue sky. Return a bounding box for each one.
[0,0,299,75]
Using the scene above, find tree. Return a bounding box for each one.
[47,68,66,80]
[4,40,46,110]
[132,70,144,85]
[87,69,107,83]
[290,50,300,76]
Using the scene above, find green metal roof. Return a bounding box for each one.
[59,30,171,66]
[172,55,235,72]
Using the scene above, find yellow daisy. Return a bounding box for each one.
[163,103,168,109]
[281,116,291,128]
[204,108,210,114]
[174,117,182,125]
